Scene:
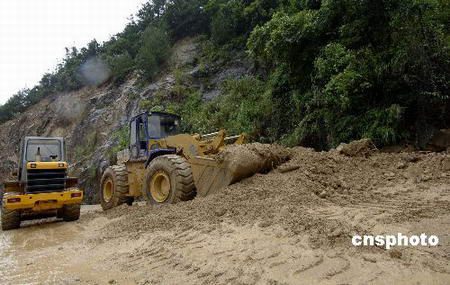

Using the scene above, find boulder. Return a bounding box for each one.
[336,138,377,157]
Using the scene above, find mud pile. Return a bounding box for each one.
[217,143,291,184]
[98,144,450,250]
[188,143,291,197]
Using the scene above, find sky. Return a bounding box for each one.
[0,0,148,104]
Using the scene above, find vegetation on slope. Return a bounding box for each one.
[1,0,449,149]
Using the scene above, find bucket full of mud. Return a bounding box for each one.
[190,143,290,197]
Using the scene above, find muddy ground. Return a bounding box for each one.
[1,146,450,284]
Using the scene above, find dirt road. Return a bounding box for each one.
[1,146,450,284]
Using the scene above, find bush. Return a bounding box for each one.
[106,52,135,84]
[184,76,272,139]
[74,131,98,161]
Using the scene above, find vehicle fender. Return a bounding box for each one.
[144,149,176,168]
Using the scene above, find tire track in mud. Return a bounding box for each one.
[112,224,394,285]
[293,254,324,275]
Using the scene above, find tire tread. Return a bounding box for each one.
[1,193,21,230]
[100,165,130,210]
[143,155,196,204]
[62,204,80,222]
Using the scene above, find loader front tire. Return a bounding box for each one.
[100,165,129,210]
[143,155,196,205]
[56,208,63,218]
[62,204,81,222]
[1,204,21,231]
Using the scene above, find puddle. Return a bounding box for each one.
[0,205,121,284]
[0,217,84,285]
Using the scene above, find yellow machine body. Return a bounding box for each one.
[99,112,283,211]
[26,161,68,170]
[3,190,83,211]
[3,161,82,212]
[125,130,247,198]
[2,136,83,216]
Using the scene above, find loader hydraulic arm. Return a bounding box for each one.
[200,130,226,155]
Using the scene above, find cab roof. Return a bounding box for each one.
[130,112,180,122]
[23,136,64,141]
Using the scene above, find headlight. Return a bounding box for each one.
[71,192,82,198]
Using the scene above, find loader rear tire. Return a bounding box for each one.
[1,204,21,231]
[143,155,196,205]
[100,165,129,210]
[62,204,81,222]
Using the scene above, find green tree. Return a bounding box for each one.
[165,0,210,39]
[106,52,135,84]
[248,0,450,148]
[136,24,171,80]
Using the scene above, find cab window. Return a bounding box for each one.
[26,140,62,162]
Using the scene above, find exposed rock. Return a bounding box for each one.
[201,65,250,101]
[211,66,248,85]
[336,138,377,157]
[202,89,220,101]
[168,37,200,68]
[117,149,130,165]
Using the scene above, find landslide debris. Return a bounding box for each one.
[98,143,450,248]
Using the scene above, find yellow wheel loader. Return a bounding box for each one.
[100,111,257,210]
[1,137,83,230]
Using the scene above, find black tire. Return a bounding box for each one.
[62,204,81,222]
[100,165,129,210]
[1,203,21,231]
[126,197,134,206]
[56,208,64,219]
[143,155,196,205]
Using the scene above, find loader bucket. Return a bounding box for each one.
[190,143,290,197]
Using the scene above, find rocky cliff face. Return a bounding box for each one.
[0,37,252,203]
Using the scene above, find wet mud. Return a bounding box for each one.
[1,147,450,284]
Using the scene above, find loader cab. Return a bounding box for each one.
[129,112,180,159]
[18,137,66,183]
